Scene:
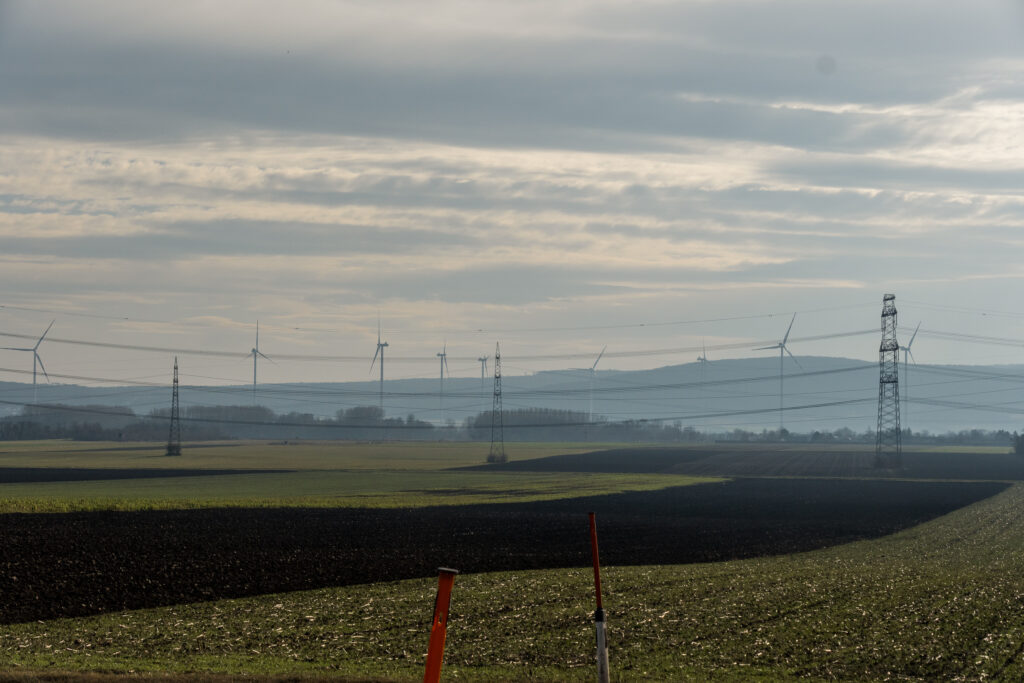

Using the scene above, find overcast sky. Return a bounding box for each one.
[2,0,1024,388]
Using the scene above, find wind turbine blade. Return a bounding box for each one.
[754,344,779,351]
[256,320,259,350]
[908,322,920,349]
[370,345,380,372]
[784,346,804,370]
[35,320,55,350]
[908,348,916,364]
[35,353,50,383]
[592,345,606,371]
[782,313,796,346]
[257,351,276,364]
[444,354,449,376]
[2,347,32,351]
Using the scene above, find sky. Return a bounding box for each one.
[2,0,1024,389]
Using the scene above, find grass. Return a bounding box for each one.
[0,471,717,512]
[0,440,719,512]
[3,483,1023,680]
[0,440,601,472]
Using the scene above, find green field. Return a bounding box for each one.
[0,440,718,512]
[3,481,1022,681]
[0,470,720,513]
[0,440,595,471]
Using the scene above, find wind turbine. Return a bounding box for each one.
[477,355,489,389]
[370,319,389,417]
[697,339,709,440]
[437,343,449,386]
[900,322,920,432]
[754,314,802,432]
[2,320,54,404]
[588,346,606,425]
[437,342,449,422]
[248,321,274,404]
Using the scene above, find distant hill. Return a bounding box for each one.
[1,355,1021,434]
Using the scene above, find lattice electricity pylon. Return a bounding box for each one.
[875,294,901,469]
[166,356,182,457]
[487,342,506,463]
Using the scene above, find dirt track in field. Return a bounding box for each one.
[0,478,1005,625]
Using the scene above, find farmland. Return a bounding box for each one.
[1,441,1022,680]
[480,442,1024,481]
[2,476,1022,680]
[0,441,707,512]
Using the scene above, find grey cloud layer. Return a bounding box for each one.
[3,1,1021,149]
[1,0,1023,378]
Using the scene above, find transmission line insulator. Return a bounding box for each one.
[875,294,901,469]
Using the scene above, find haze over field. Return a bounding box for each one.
[1,1,1024,391]
[5,354,1024,434]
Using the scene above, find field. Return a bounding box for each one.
[2,441,1023,680]
[480,443,1024,481]
[0,441,710,512]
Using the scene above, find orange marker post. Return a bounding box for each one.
[589,512,610,683]
[424,567,459,683]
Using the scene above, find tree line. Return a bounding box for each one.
[2,402,1024,448]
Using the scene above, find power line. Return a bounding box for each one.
[454,302,879,334]
[911,397,1024,417]
[0,304,132,322]
[912,364,1024,384]
[0,362,878,400]
[901,299,1024,321]
[918,328,1024,350]
[0,327,878,363]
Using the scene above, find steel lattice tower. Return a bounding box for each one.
[875,294,901,469]
[166,356,182,457]
[488,342,506,463]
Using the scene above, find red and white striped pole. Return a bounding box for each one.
[424,567,459,683]
[589,512,610,683]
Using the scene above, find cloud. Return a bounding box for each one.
[0,1,1023,382]
[4,1,1021,150]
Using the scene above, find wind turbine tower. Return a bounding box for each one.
[370,321,389,418]
[754,314,802,433]
[477,355,489,392]
[697,340,709,440]
[249,321,273,405]
[2,320,54,404]
[588,346,606,426]
[899,322,920,433]
[437,343,449,423]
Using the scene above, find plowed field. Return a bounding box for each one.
[1,478,1004,625]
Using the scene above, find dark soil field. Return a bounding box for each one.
[0,477,1004,626]
[481,445,1024,480]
